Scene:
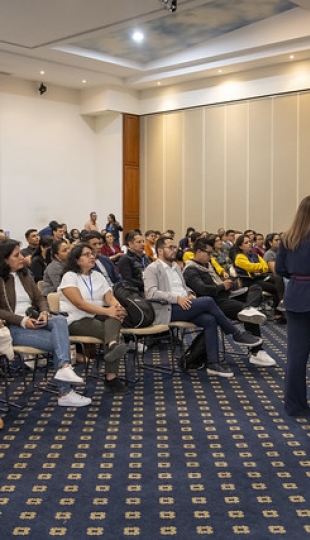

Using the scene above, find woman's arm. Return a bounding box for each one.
[62,286,124,321]
[235,253,268,274]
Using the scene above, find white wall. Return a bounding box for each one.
[0,79,123,244]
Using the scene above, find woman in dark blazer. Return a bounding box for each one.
[276,195,310,416]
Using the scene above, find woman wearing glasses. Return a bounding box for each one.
[59,243,129,395]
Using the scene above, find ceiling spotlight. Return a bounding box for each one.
[38,82,47,95]
[160,0,177,13]
[132,30,144,43]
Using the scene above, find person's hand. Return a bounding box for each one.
[223,279,233,291]
[37,312,48,324]
[177,296,192,310]
[106,304,126,322]
[25,317,42,330]
[223,272,230,279]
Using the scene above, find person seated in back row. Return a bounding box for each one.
[183,237,276,367]
[118,230,152,293]
[144,235,263,378]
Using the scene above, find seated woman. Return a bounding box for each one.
[42,239,70,296]
[101,232,123,264]
[234,234,285,319]
[30,236,53,282]
[264,233,281,273]
[208,234,233,278]
[58,243,129,395]
[69,229,81,245]
[0,239,90,408]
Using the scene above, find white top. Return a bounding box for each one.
[12,272,31,316]
[58,271,111,324]
[158,259,187,297]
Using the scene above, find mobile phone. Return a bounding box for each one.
[34,320,46,326]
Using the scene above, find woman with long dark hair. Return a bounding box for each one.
[42,239,70,296]
[0,239,90,408]
[105,214,123,245]
[30,236,53,283]
[276,195,310,416]
[59,243,129,395]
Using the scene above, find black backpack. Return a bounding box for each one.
[114,281,155,328]
[184,332,207,368]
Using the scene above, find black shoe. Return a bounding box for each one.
[233,330,262,348]
[186,360,206,370]
[104,377,130,395]
[206,362,234,378]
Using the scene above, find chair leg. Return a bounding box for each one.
[0,354,27,412]
[141,329,179,376]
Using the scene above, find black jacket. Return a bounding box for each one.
[118,250,151,292]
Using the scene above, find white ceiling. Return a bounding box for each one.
[1,0,310,91]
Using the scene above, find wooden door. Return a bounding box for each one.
[123,114,140,234]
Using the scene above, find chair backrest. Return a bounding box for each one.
[47,292,60,312]
[37,280,44,293]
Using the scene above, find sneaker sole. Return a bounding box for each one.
[249,358,277,367]
[237,313,267,325]
[54,373,84,384]
[234,337,263,347]
[58,399,92,407]
[206,368,234,378]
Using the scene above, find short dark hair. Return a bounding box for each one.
[145,230,155,238]
[225,229,235,236]
[193,237,210,253]
[25,228,38,240]
[51,239,68,258]
[49,220,59,230]
[65,243,92,274]
[127,230,142,244]
[156,235,173,253]
[82,232,103,243]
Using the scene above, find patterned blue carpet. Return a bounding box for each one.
[1,321,310,539]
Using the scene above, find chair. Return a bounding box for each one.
[13,345,56,394]
[47,292,104,382]
[169,321,203,371]
[121,324,174,381]
[37,280,44,293]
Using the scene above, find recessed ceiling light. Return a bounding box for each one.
[40,70,45,75]
[218,69,222,74]
[157,81,162,86]
[82,79,87,84]
[289,54,295,59]
[132,31,144,43]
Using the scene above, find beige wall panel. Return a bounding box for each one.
[299,92,310,203]
[164,112,183,236]
[183,108,204,234]
[204,105,225,232]
[248,99,272,234]
[226,102,247,230]
[143,114,164,232]
[273,95,298,231]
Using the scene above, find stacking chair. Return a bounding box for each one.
[169,321,203,372]
[13,345,56,394]
[121,324,174,381]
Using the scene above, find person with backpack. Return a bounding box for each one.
[144,236,263,378]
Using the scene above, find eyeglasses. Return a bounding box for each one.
[164,245,178,250]
[201,249,212,255]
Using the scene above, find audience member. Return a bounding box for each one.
[101,231,123,264]
[84,212,99,232]
[30,236,53,283]
[58,243,129,395]
[42,239,70,296]
[179,227,195,251]
[118,231,152,292]
[144,236,262,378]
[222,229,235,256]
[252,233,265,257]
[82,232,121,287]
[21,229,40,267]
[144,230,157,261]
[0,239,90,408]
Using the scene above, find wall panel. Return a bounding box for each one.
[204,105,225,232]
[248,99,272,233]
[164,112,183,234]
[225,102,248,230]
[299,93,310,202]
[273,95,298,231]
[183,108,204,233]
[144,115,164,231]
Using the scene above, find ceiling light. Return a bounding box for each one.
[132,31,144,43]
[157,81,162,86]
[218,69,222,74]
[289,54,295,59]
[40,71,45,75]
[82,79,87,84]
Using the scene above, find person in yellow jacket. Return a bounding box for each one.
[234,234,285,319]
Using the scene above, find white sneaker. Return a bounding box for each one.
[54,365,84,384]
[24,358,47,370]
[128,340,147,354]
[237,307,267,325]
[249,350,277,367]
[58,390,91,407]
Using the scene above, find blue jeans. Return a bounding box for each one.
[171,296,238,364]
[9,315,71,394]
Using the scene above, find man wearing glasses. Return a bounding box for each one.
[144,236,263,377]
[183,237,276,368]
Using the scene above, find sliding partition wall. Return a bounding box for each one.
[140,91,310,239]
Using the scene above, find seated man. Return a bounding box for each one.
[144,236,263,378]
[82,232,121,287]
[183,237,276,367]
[21,229,40,267]
[118,230,152,293]
[144,230,157,261]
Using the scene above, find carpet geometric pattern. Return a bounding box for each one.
[1,321,310,539]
